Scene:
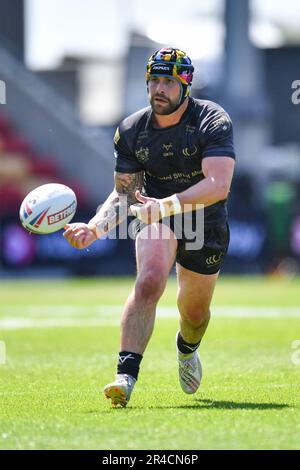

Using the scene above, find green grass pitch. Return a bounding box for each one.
[0,276,299,450]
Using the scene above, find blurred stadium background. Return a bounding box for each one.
[0,0,300,277]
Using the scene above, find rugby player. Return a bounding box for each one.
[63,47,235,407]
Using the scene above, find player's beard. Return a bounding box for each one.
[150,94,180,115]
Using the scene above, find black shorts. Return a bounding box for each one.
[133,213,230,275]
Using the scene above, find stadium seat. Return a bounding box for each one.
[0,112,89,215]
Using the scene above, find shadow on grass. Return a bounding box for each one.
[122,399,290,410]
[87,399,290,413]
[142,399,290,411]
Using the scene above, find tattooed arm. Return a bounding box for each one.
[88,171,144,239]
[63,171,144,249]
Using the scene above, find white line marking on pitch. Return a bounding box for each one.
[0,305,299,329]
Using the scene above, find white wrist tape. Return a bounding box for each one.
[158,201,168,219]
[159,194,182,219]
[169,194,182,215]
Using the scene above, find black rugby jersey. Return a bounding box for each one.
[114,97,235,226]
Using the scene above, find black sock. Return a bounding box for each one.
[117,351,143,381]
[177,332,201,354]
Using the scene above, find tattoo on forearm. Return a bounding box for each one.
[91,171,144,237]
[115,171,144,207]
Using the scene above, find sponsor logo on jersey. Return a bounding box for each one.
[47,201,76,225]
[162,143,174,157]
[136,131,149,146]
[182,145,198,157]
[135,147,150,164]
[186,125,196,134]
[163,144,172,151]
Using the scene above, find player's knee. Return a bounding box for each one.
[179,302,211,326]
[135,268,166,303]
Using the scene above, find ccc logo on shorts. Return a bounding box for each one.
[206,254,222,266]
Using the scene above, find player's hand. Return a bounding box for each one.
[130,190,163,224]
[63,223,97,250]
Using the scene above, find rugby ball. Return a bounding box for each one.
[19,183,77,234]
